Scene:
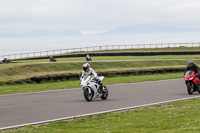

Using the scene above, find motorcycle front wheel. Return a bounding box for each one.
[187,82,194,95]
[101,86,108,100]
[83,87,94,102]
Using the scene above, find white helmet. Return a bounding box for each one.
[83,63,90,72]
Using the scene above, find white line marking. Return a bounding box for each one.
[0,78,182,97]
[0,95,199,130]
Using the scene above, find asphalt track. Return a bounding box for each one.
[0,78,200,130]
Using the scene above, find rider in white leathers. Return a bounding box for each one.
[80,63,104,92]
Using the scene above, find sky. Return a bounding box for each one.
[0,0,200,35]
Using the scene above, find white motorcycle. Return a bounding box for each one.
[80,75,108,101]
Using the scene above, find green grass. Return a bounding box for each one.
[0,72,183,95]
[3,91,200,132]
[1,48,199,132]
[13,55,200,63]
[0,59,191,76]
[58,55,200,61]
[0,59,191,82]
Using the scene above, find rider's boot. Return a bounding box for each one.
[100,84,104,92]
[98,80,105,93]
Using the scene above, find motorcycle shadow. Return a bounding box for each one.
[181,92,200,96]
[74,98,114,103]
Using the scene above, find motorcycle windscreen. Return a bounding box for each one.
[83,75,91,81]
[186,71,193,76]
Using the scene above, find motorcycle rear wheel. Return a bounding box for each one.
[187,82,194,95]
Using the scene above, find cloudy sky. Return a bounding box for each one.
[0,0,200,35]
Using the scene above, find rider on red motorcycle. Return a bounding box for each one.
[184,60,200,78]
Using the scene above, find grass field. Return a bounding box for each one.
[3,92,200,133]
[0,59,191,82]
[0,72,183,95]
[0,49,198,132]
[12,55,200,63]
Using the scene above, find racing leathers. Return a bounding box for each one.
[80,68,104,91]
[184,64,200,78]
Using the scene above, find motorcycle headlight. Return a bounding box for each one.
[185,78,188,81]
[189,77,193,80]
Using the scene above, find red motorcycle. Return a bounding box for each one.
[184,71,200,95]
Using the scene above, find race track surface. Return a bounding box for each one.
[0,78,198,129]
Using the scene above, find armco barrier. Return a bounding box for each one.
[1,42,200,60]
[20,51,200,60]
